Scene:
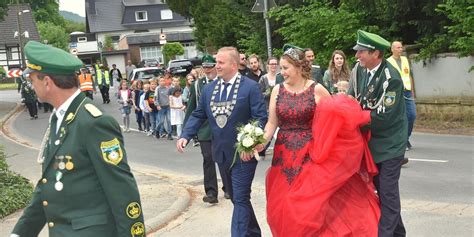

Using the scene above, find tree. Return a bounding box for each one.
[162,42,185,64]
[37,21,69,51]
[64,20,86,34]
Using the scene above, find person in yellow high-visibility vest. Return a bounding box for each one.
[387,41,416,165]
[96,64,111,103]
[78,68,96,100]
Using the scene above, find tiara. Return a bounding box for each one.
[284,47,302,61]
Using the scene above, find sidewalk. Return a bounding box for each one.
[0,101,191,236]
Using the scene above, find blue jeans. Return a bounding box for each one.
[149,111,158,134]
[157,106,171,135]
[404,91,416,140]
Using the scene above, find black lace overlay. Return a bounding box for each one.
[271,83,316,184]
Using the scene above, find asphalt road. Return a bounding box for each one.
[3,89,473,236]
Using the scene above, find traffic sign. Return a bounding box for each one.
[251,0,276,13]
[7,68,22,78]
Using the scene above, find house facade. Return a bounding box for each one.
[0,4,40,71]
[81,0,198,72]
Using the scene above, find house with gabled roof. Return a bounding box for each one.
[0,3,40,70]
[79,0,198,71]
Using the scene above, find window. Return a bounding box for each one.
[135,11,148,21]
[160,10,173,20]
[140,46,163,63]
[77,37,87,42]
[110,35,120,43]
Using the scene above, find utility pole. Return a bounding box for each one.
[263,0,272,58]
[16,3,25,68]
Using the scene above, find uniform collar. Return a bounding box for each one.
[54,89,81,132]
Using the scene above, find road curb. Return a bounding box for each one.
[144,187,192,234]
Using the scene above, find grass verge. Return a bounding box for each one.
[0,83,17,90]
[0,146,33,218]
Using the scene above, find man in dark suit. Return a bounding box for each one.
[11,41,144,237]
[177,47,267,237]
[184,54,228,204]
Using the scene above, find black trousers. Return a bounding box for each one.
[83,90,94,100]
[374,155,406,237]
[25,102,37,117]
[100,86,110,103]
[200,141,219,197]
[42,103,53,112]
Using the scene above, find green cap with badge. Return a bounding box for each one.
[353,30,390,51]
[201,54,216,68]
[23,41,83,75]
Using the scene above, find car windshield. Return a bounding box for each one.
[135,69,163,80]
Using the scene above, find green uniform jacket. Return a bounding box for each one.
[12,92,145,237]
[347,59,407,163]
[184,77,212,141]
[20,80,37,103]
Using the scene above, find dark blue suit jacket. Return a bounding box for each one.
[181,75,268,166]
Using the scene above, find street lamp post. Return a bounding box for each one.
[15,5,30,69]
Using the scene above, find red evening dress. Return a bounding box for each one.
[266,83,380,237]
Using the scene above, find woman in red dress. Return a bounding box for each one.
[257,45,380,237]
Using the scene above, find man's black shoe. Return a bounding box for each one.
[224,192,231,199]
[203,196,218,204]
[401,158,409,165]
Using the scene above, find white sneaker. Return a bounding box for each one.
[146,131,152,136]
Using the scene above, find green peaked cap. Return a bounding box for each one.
[23,41,83,75]
[201,54,216,67]
[353,30,390,51]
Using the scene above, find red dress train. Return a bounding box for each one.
[266,88,380,237]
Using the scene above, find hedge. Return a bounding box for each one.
[0,146,33,218]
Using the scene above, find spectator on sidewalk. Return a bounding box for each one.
[322,50,351,94]
[238,53,251,77]
[304,48,324,84]
[140,82,151,133]
[387,41,416,161]
[125,60,136,80]
[145,79,158,136]
[155,77,172,140]
[117,80,132,132]
[247,54,266,83]
[169,88,186,137]
[131,80,145,132]
[110,64,123,83]
[11,41,145,237]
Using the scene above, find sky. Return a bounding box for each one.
[59,0,85,17]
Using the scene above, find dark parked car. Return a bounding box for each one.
[167,59,193,77]
[139,59,160,68]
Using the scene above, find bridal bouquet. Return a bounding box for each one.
[233,121,266,165]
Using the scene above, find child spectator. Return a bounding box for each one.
[131,80,144,131]
[169,88,186,137]
[140,83,151,133]
[155,77,172,140]
[145,79,159,136]
[336,80,350,95]
[117,80,132,132]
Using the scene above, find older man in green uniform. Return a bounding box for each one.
[11,41,145,237]
[348,30,408,237]
[184,54,229,203]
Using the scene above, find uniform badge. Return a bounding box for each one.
[66,112,75,123]
[85,104,103,117]
[368,85,374,93]
[130,222,145,237]
[100,138,123,165]
[126,202,141,219]
[384,91,396,106]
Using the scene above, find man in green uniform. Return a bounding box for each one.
[184,54,229,203]
[11,41,145,237]
[348,30,408,237]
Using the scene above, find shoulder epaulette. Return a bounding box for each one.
[85,103,103,117]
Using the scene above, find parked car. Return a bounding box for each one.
[138,59,160,68]
[130,67,165,84]
[167,59,193,77]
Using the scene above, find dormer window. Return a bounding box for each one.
[135,11,148,22]
[77,37,87,42]
[160,10,173,20]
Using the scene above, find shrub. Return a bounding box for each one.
[0,146,33,218]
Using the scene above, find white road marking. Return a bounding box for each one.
[408,158,449,163]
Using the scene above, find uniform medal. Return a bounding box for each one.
[216,115,227,128]
[65,156,74,171]
[57,156,65,170]
[55,171,63,191]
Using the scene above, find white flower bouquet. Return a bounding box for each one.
[233,121,266,165]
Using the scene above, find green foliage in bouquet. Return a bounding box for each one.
[232,121,266,168]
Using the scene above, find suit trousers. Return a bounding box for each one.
[225,159,261,237]
[200,141,218,197]
[374,155,406,237]
[25,102,38,117]
[99,86,110,103]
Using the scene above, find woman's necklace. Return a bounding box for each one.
[285,80,308,96]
